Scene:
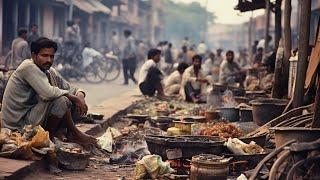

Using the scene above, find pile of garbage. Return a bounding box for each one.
[0,125,54,160]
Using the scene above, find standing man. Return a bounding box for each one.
[197,41,207,59]
[219,50,242,86]
[10,28,31,69]
[110,31,120,56]
[27,24,39,47]
[215,49,223,65]
[2,37,95,146]
[138,49,165,98]
[122,30,137,85]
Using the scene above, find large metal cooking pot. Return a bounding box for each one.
[250,98,288,126]
[217,107,239,122]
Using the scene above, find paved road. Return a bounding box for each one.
[72,75,138,107]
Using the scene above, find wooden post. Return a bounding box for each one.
[312,68,320,128]
[272,38,284,98]
[274,0,282,50]
[292,0,311,108]
[284,0,292,61]
[264,0,271,53]
[272,0,291,98]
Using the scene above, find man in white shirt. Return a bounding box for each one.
[197,41,207,58]
[180,55,209,103]
[164,63,189,95]
[82,42,102,68]
[138,49,165,98]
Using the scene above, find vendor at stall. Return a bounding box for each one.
[164,63,189,95]
[179,55,209,103]
[1,37,96,147]
[219,50,243,86]
[138,49,165,98]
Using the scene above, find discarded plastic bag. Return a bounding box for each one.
[134,155,175,179]
[224,138,264,155]
[30,126,50,149]
[97,127,122,152]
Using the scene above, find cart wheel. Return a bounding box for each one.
[269,150,292,180]
[286,156,320,180]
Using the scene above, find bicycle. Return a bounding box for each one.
[54,44,107,84]
[104,52,121,82]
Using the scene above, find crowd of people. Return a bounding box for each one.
[137,36,276,103]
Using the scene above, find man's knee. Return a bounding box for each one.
[50,96,71,118]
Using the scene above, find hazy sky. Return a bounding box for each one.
[173,0,264,24]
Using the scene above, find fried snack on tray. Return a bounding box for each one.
[200,122,244,140]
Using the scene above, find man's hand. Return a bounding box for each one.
[196,78,208,83]
[76,91,88,116]
[65,93,88,116]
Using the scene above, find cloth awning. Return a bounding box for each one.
[234,0,267,12]
[56,0,110,14]
[87,0,111,14]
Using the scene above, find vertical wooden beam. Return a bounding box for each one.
[264,0,271,53]
[275,0,282,50]
[293,0,311,108]
[0,0,3,55]
[312,68,320,128]
[284,0,292,61]
[12,0,18,35]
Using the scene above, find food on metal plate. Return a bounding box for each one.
[200,122,244,140]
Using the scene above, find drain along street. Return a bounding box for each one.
[0,0,320,179]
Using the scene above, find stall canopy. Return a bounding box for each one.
[56,0,111,14]
[234,0,268,12]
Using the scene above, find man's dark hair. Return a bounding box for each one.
[177,63,189,72]
[31,24,38,28]
[226,50,234,56]
[257,47,264,52]
[67,20,74,27]
[168,43,172,48]
[124,29,131,37]
[18,28,27,36]
[147,48,161,59]
[84,42,91,48]
[31,37,58,54]
[192,54,202,62]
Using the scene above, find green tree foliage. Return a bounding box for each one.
[164,0,215,46]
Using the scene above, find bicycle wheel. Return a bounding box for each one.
[104,59,121,82]
[84,59,107,83]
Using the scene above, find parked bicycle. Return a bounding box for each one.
[104,51,121,82]
[54,43,107,84]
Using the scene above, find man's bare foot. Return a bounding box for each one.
[54,131,67,142]
[67,130,97,148]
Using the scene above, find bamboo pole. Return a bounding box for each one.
[292,0,311,108]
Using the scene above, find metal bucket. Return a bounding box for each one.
[271,127,320,148]
[190,154,230,180]
[250,98,288,126]
[239,108,253,122]
[218,107,239,122]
